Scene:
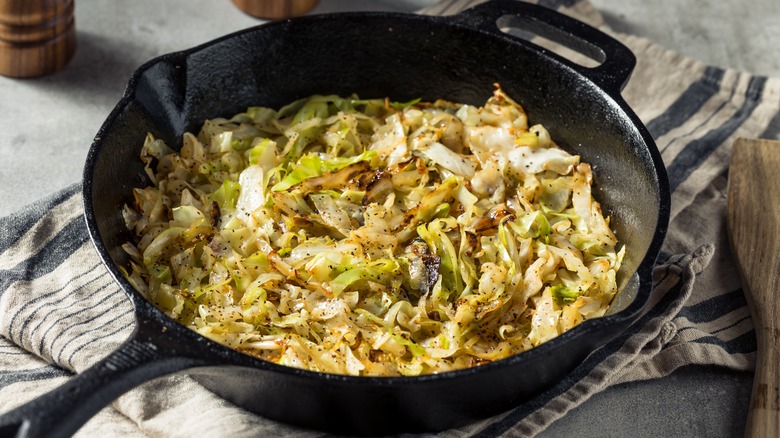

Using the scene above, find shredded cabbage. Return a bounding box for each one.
[122,84,625,376]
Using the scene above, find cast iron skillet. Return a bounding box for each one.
[0,1,669,436]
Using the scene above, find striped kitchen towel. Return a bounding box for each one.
[2,0,779,436]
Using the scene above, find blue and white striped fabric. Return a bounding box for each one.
[1,0,778,436]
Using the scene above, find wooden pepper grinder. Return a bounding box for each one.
[232,0,320,20]
[0,0,76,78]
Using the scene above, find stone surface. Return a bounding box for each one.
[592,0,780,77]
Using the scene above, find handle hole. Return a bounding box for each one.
[496,15,604,68]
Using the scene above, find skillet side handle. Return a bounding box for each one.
[450,0,636,94]
[0,321,207,438]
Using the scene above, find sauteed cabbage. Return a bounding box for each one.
[121,84,624,376]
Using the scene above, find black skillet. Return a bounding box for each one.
[0,1,669,436]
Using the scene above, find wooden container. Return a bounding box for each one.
[0,0,76,78]
[232,0,319,20]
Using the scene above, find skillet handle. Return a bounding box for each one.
[451,0,636,94]
[0,319,207,438]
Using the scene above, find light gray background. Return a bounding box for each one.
[1,0,774,436]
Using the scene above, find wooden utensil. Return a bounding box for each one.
[727,137,780,437]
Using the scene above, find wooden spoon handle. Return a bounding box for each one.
[727,138,780,437]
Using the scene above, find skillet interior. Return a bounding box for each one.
[85,8,666,435]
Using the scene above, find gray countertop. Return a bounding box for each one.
[1,0,773,436]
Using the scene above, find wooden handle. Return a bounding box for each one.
[0,0,76,78]
[231,0,319,20]
[727,138,780,437]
